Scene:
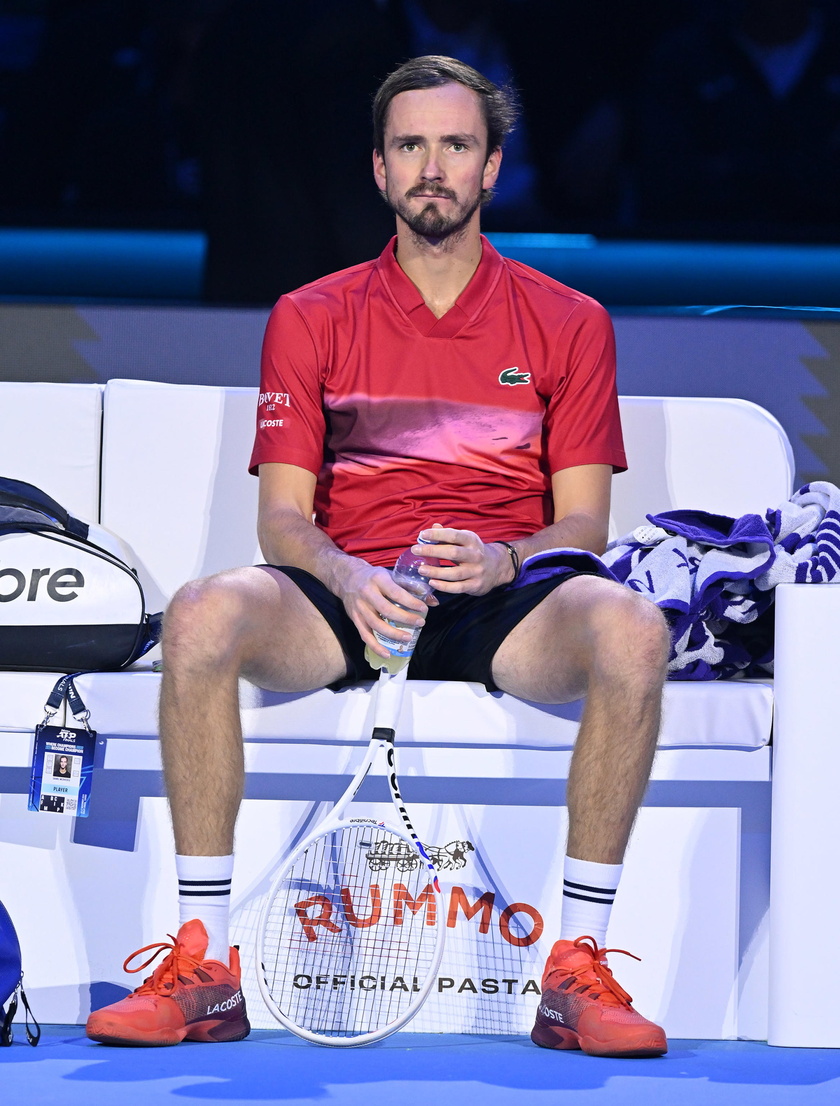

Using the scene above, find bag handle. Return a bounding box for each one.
[0,477,89,541]
[1,983,40,1046]
[42,674,92,730]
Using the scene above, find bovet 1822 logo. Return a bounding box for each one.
[499,367,531,386]
[258,391,291,409]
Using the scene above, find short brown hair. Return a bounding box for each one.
[372,55,518,157]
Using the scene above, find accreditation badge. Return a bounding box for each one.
[28,723,96,817]
[27,674,99,817]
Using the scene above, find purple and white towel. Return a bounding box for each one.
[602,481,840,680]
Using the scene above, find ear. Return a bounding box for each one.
[373,148,387,192]
[483,146,502,190]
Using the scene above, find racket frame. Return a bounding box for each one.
[256,665,446,1046]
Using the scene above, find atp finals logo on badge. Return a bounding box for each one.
[499,367,531,386]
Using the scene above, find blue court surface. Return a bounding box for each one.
[2,1028,840,1106]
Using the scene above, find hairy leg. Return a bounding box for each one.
[491,576,669,864]
[159,566,348,856]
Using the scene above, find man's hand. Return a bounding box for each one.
[413,524,514,596]
[331,557,436,659]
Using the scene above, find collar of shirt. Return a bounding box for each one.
[376,234,506,338]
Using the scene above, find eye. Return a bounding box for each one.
[401,142,419,153]
[450,143,468,153]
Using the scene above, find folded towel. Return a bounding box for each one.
[603,481,840,680]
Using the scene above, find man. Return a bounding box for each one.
[86,56,670,1057]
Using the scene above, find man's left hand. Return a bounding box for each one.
[413,524,515,596]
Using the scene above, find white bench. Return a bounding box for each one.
[0,379,836,1046]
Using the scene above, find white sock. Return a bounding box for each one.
[559,854,623,948]
[175,853,234,965]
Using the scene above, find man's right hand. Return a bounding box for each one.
[332,558,435,659]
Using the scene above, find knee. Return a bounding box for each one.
[162,571,253,668]
[592,587,671,683]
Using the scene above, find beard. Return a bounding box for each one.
[383,182,483,241]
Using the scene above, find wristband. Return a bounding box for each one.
[495,540,520,584]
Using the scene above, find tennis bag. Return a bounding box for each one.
[0,477,161,672]
[1,899,39,1045]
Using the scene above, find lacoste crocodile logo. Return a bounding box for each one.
[499,367,531,386]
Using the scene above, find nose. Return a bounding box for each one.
[420,149,444,182]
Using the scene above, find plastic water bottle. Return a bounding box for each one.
[365,536,441,673]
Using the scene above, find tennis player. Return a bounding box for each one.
[87,55,669,1057]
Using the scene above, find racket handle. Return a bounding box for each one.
[372,664,408,733]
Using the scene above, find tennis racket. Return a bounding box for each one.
[256,663,445,1046]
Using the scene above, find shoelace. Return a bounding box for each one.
[122,936,209,996]
[556,935,641,1007]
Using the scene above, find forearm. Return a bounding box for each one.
[497,463,613,570]
[258,504,429,659]
[418,466,611,595]
[257,506,363,597]
[478,513,604,592]
[501,509,609,569]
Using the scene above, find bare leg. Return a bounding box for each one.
[491,575,669,864]
[159,566,348,856]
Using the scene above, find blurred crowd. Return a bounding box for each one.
[2,0,840,302]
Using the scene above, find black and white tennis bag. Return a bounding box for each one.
[0,477,161,672]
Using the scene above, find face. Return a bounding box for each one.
[373,82,502,241]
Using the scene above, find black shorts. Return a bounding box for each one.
[268,564,586,692]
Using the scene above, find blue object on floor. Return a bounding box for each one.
[1,1028,840,1105]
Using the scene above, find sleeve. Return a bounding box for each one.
[543,297,627,474]
[248,295,328,477]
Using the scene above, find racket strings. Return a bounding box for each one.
[261,823,441,1038]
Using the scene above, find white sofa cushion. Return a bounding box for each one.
[613,395,795,538]
[100,378,260,611]
[0,381,103,522]
[0,668,773,752]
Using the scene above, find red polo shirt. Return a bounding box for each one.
[250,236,625,567]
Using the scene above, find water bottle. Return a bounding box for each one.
[365,536,441,673]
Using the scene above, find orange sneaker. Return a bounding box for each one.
[86,920,250,1047]
[531,936,667,1058]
